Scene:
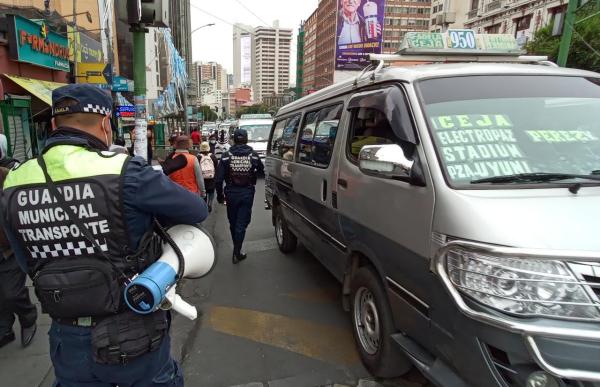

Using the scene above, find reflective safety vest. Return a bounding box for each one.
[169,152,199,194]
[2,144,133,275]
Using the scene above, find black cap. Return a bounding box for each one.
[233,129,248,144]
[52,84,113,117]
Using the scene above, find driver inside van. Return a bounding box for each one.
[351,108,394,157]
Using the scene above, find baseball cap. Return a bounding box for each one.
[233,129,248,144]
[52,84,113,117]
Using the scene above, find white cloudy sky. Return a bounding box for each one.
[189,0,319,86]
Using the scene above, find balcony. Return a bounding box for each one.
[467,8,479,20]
[485,0,502,12]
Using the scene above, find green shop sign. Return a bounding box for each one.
[8,15,70,71]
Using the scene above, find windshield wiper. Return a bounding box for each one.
[471,172,600,184]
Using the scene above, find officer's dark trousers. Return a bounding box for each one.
[49,322,183,386]
[0,257,37,336]
[225,188,255,255]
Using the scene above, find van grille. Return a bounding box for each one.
[568,262,600,302]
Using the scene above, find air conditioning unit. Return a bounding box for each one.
[435,14,444,25]
[444,12,457,23]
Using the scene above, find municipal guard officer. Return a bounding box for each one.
[216,129,264,264]
[1,84,208,386]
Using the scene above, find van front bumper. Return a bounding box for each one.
[434,241,600,385]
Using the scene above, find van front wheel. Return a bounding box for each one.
[274,206,297,253]
[351,266,412,378]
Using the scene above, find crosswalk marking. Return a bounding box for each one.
[207,305,360,365]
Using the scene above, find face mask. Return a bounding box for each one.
[210,140,216,144]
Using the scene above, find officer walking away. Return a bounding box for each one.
[0,142,37,349]
[198,141,218,213]
[216,129,264,264]
[1,84,208,386]
[214,129,230,161]
[168,136,206,197]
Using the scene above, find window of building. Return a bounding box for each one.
[298,104,342,167]
[485,23,501,33]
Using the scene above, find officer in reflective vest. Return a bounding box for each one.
[216,129,264,264]
[1,84,208,386]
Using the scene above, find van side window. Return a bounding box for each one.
[347,107,415,162]
[269,119,287,156]
[282,115,301,160]
[298,104,342,168]
[269,114,301,159]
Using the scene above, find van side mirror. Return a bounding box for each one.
[358,144,414,179]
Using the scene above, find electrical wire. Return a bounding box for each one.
[232,0,270,26]
[189,0,255,35]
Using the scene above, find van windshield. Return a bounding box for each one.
[418,75,600,187]
[240,124,272,142]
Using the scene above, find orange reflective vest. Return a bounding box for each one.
[169,152,199,194]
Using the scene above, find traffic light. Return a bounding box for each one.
[120,0,169,27]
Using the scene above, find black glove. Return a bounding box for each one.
[217,194,225,204]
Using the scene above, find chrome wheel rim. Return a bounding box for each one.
[353,286,380,355]
[275,214,284,245]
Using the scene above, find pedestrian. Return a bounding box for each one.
[214,129,230,161]
[110,136,129,155]
[198,141,218,213]
[216,129,264,264]
[208,133,217,154]
[1,84,208,386]
[168,135,206,198]
[191,128,201,149]
[0,138,37,349]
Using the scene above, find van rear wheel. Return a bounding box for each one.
[351,266,412,378]
[274,206,297,253]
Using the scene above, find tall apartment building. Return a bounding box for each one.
[295,22,305,99]
[233,23,254,88]
[251,21,293,103]
[302,9,319,94]
[314,0,337,90]
[382,0,432,53]
[429,0,470,31]
[464,0,565,47]
[169,1,192,75]
[196,62,227,91]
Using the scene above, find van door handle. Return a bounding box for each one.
[337,178,348,189]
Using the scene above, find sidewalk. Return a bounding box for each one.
[0,281,54,387]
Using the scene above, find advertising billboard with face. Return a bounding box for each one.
[335,0,386,71]
[240,35,252,85]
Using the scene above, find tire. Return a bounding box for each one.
[350,266,412,378]
[274,205,297,253]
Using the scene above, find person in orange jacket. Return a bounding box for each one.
[168,136,206,197]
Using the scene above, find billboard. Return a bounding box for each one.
[68,26,103,63]
[335,0,385,71]
[240,34,252,85]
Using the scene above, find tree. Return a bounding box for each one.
[527,3,600,72]
[198,105,218,122]
[236,104,270,118]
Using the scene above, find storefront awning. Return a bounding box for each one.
[4,75,67,106]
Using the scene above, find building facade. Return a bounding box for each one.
[251,21,292,103]
[382,0,432,53]
[429,0,470,31]
[301,9,319,94]
[295,22,305,99]
[464,0,565,47]
[301,0,432,95]
[232,23,253,88]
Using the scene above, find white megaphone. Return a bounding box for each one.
[124,225,216,320]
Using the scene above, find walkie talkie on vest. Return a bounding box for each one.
[124,224,216,320]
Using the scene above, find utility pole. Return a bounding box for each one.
[133,24,148,161]
[557,0,579,67]
[72,0,78,81]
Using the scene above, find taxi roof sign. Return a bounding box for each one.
[400,31,523,55]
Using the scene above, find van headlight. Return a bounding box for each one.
[445,248,600,320]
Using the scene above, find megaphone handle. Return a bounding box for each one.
[164,290,198,320]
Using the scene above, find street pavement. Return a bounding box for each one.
[0,178,432,387]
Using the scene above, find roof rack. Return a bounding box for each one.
[369,53,551,65]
